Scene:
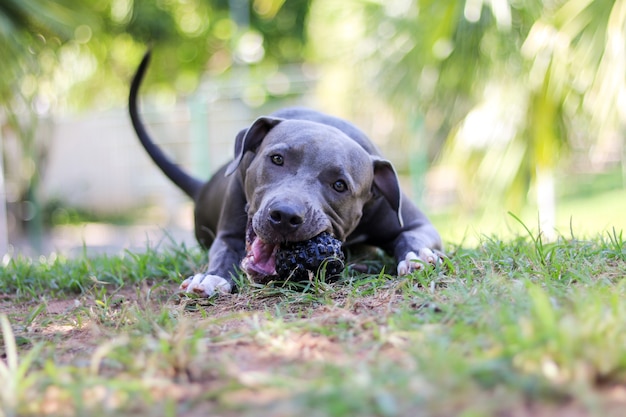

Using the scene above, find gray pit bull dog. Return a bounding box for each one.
[129,52,443,297]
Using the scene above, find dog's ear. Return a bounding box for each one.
[372,158,404,227]
[225,116,284,176]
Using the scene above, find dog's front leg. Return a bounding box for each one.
[180,175,248,297]
[383,196,444,276]
[180,233,245,296]
[392,222,444,276]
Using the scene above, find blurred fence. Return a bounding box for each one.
[44,67,316,212]
[2,65,319,255]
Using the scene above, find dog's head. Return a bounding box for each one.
[226,116,402,278]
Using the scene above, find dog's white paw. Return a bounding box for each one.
[180,273,232,297]
[397,248,441,276]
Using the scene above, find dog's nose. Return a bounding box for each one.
[268,204,305,234]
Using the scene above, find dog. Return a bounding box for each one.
[129,51,443,297]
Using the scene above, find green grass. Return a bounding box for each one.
[0,242,205,298]
[0,227,625,416]
[431,168,626,245]
[41,198,148,227]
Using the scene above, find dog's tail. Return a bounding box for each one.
[129,50,203,199]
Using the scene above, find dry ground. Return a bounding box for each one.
[3,271,626,416]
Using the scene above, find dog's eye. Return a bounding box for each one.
[333,180,347,193]
[270,154,284,166]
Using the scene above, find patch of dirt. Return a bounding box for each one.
[4,282,626,417]
[0,293,39,316]
[1,282,180,358]
[44,298,81,315]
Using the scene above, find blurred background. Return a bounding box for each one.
[1,0,624,257]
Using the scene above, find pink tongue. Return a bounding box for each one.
[246,238,277,276]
